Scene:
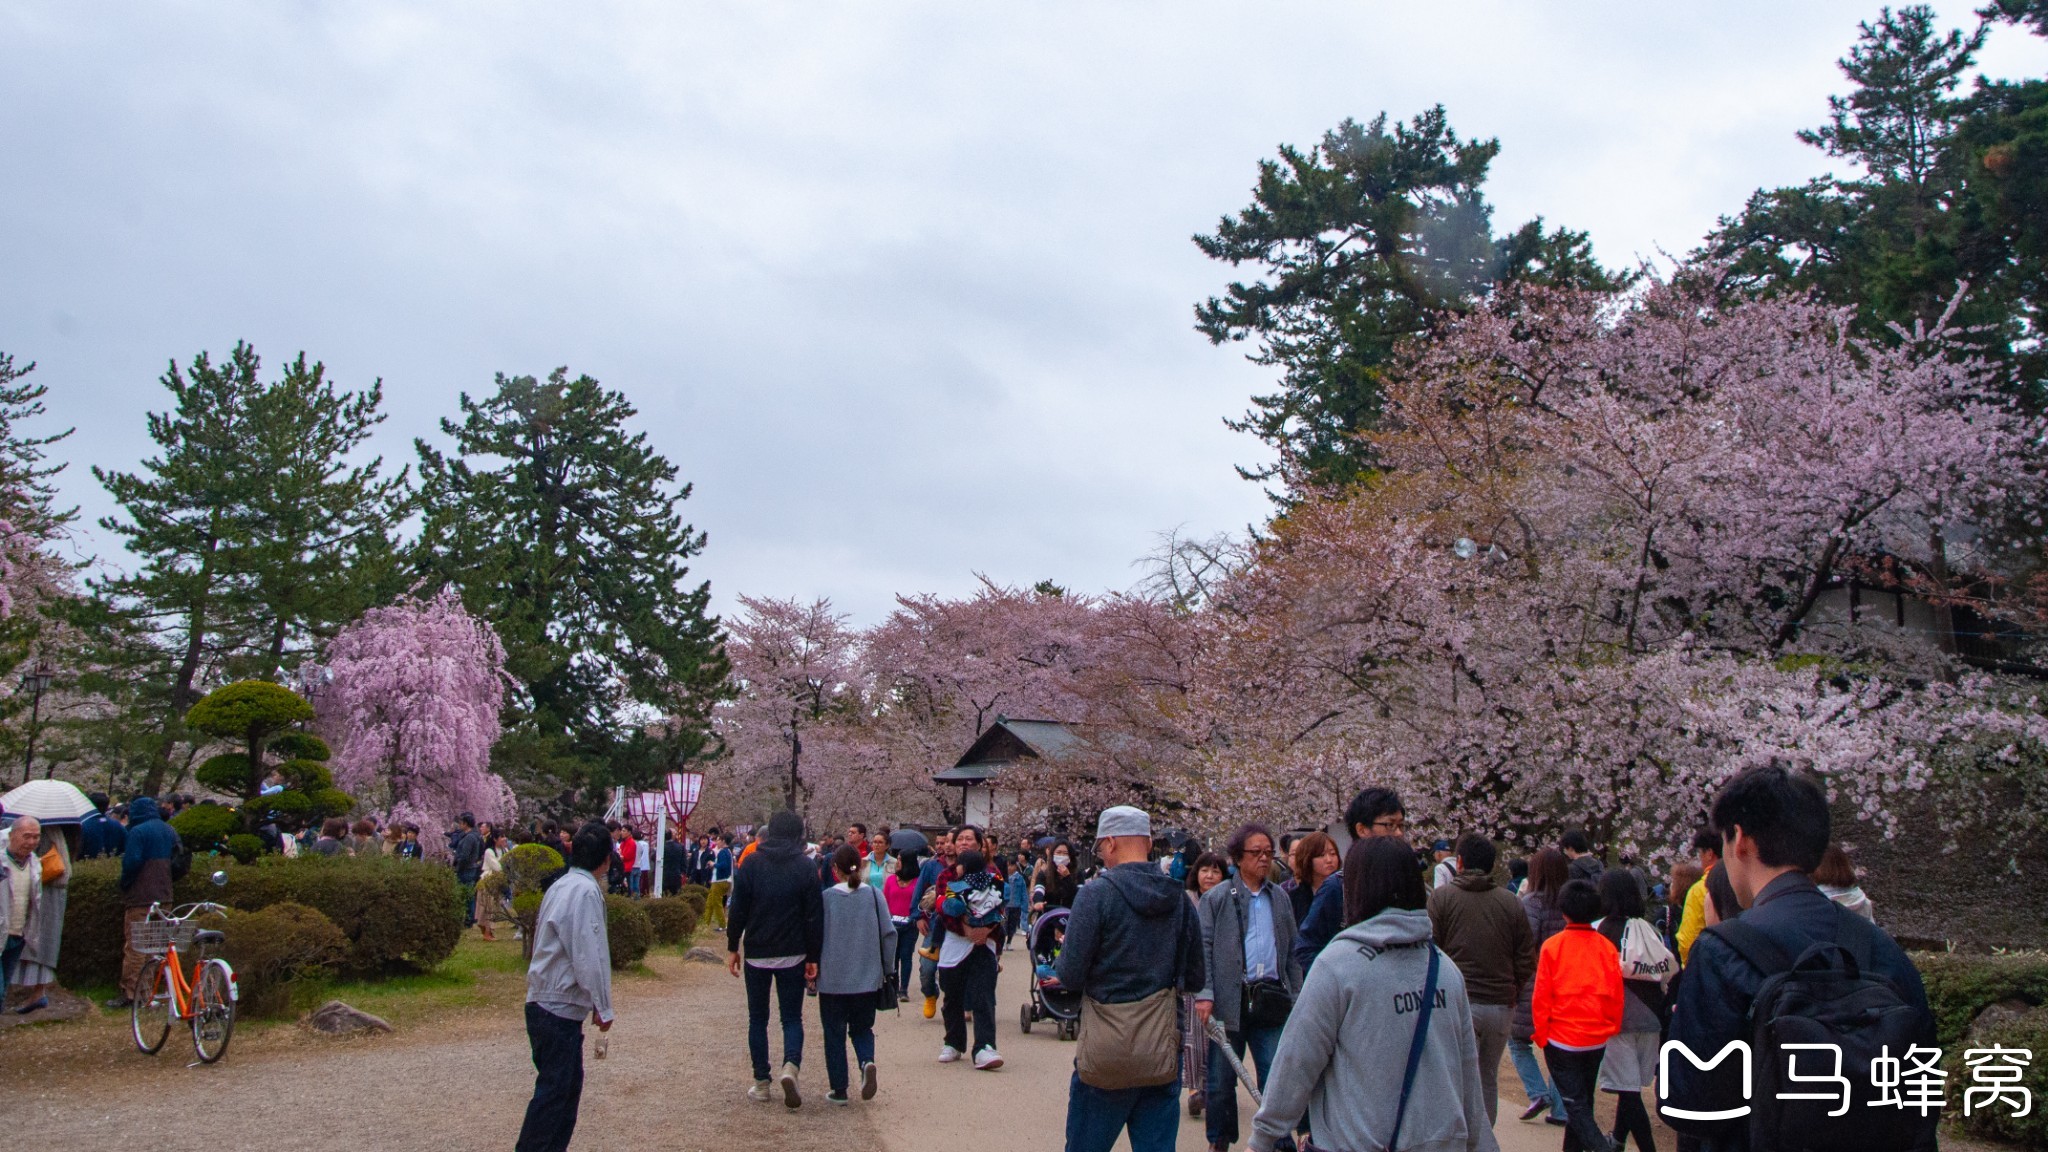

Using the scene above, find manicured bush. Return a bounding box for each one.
[675,883,709,917]
[220,901,348,1017]
[512,890,544,945]
[224,834,266,864]
[1913,951,2048,1046]
[1945,1002,2048,1148]
[56,859,127,989]
[170,803,240,853]
[605,894,653,969]
[503,843,564,897]
[644,896,700,945]
[171,854,463,978]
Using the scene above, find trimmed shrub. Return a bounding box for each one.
[503,844,565,897]
[172,854,463,977]
[224,834,266,864]
[1913,951,2048,1046]
[170,803,240,853]
[512,890,545,945]
[56,859,127,989]
[644,896,700,945]
[605,895,653,969]
[220,901,347,1017]
[675,884,709,917]
[1946,1002,2048,1148]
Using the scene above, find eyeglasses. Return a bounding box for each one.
[1240,849,1274,860]
[1370,817,1407,833]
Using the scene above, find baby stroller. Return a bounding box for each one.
[1019,905,1081,1040]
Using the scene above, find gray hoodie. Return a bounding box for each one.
[818,881,896,996]
[1249,907,1499,1152]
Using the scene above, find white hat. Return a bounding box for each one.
[1094,805,1151,840]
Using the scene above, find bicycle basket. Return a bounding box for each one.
[127,918,199,956]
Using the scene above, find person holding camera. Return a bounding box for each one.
[1194,823,1302,1152]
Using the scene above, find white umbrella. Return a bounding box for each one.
[0,779,95,823]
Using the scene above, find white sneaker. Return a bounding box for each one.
[779,1061,801,1108]
[973,1046,1004,1070]
[861,1060,879,1100]
[747,1079,772,1102]
[937,1044,962,1063]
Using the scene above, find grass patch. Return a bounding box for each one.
[282,933,529,1026]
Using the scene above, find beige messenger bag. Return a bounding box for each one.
[1073,888,1187,1091]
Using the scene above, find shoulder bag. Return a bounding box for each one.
[1076,884,1186,1091]
[871,885,900,1011]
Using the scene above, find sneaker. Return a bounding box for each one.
[825,1090,850,1105]
[779,1061,801,1109]
[973,1046,1003,1070]
[860,1060,878,1100]
[922,994,938,1019]
[937,1044,962,1063]
[1519,1099,1551,1122]
[747,1080,772,1102]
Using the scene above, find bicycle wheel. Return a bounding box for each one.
[190,960,236,1064]
[131,959,171,1054]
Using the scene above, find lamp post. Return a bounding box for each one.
[20,661,53,786]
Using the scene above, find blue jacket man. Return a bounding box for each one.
[1663,767,1932,1152]
[112,797,183,1006]
[1293,787,1405,973]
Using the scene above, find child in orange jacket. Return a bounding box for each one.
[1531,879,1624,1152]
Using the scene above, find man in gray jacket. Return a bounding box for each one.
[517,821,614,1152]
[1195,822,1302,1152]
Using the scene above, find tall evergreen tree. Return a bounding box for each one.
[1195,108,1626,492]
[1706,6,2048,401]
[414,369,728,804]
[0,353,75,537]
[93,344,407,795]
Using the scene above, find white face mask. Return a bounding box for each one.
[1053,854,1070,868]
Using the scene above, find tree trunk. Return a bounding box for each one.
[143,532,219,798]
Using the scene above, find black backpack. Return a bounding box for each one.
[1707,911,1937,1152]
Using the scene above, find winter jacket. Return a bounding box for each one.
[818,881,895,996]
[1676,875,1708,963]
[1427,870,1536,1007]
[1531,923,1623,1050]
[451,829,484,881]
[1568,854,1604,885]
[525,866,613,1023]
[1665,871,1931,1152]
[1294,872,1344,974]
[1248,907,1499,1152]
[725,837,824,963]
[1512,890,1567,1041]
[119,797,182,908]
[1054,862,1205,1005]
[1196,877,1304,1033]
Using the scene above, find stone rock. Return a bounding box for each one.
[306,1000,393,1035]
[1967,997,2039,1042]
[684,946,724,964]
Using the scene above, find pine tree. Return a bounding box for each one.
[415,368,729,803]
[1195,108,1625,492]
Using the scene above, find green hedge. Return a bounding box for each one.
[605,894,653,969]
[61,855,464,987]
[644,896,700,945]
[675,884,709,917]
[1946,1003,2048,1148]
[221,902,348,1017]
[1912,951,2048,1047]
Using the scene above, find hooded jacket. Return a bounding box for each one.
[725,833,824,963]
[1531,923,1624,1049]
[1427,870,1536,1007]
[1249,907,1499,1152]
[1054,861,1204,1005]
[119,798,183,908]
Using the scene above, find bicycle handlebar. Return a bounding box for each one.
[150,901,230,920]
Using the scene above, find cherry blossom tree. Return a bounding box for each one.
[716,594,871,817]
[318,587,514,844]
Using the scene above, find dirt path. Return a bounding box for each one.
[0,939,1659,1152]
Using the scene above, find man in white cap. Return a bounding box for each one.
[1054,805,1206,1152]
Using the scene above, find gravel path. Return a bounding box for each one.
[0,939,1635,1152]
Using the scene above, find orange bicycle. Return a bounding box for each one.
[129,902,238,1063]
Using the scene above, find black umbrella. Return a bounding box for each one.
[889,828,929,854]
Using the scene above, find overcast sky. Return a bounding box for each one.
[4,2,2045,624]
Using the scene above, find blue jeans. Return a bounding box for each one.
[893,920,918,992]
[515,1003,584,1152]
[1065,1073,1179,1152]
[818,991,877,1095]
[744,963,806,1081]
[1511,1036,1567,1119]
[1206,1022,1284,1148]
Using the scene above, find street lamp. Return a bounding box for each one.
[20,661,54,785]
